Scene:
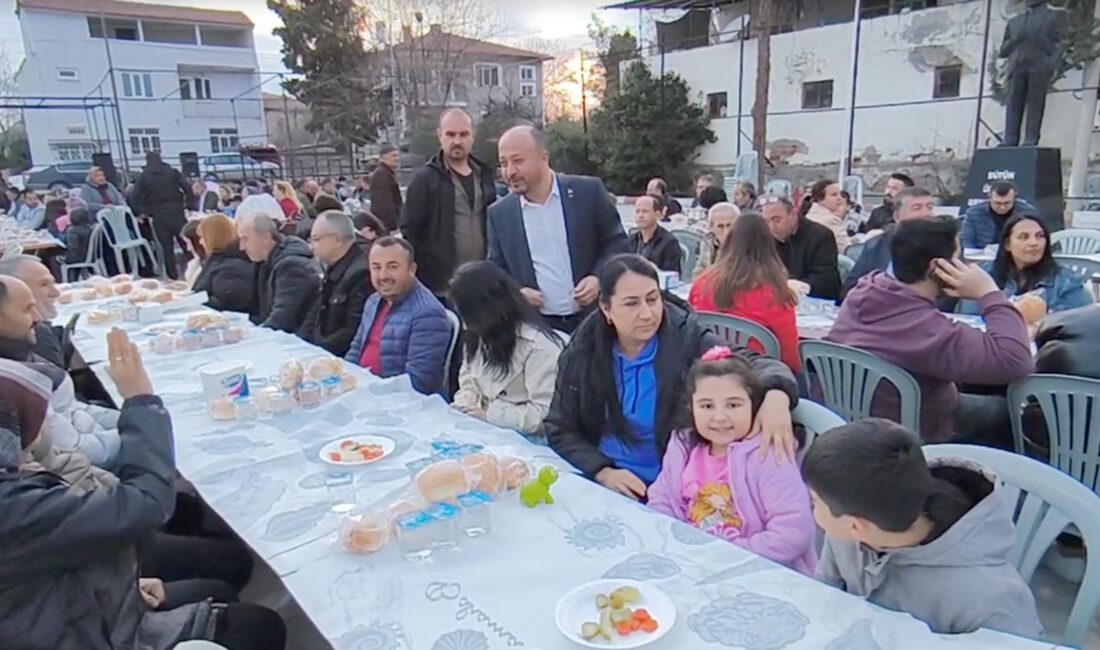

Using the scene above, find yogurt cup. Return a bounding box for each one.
[199,361,253,401]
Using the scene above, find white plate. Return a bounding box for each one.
[319,435,396,467]
[554,579,675,648]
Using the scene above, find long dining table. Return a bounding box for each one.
[61,297,1067,650]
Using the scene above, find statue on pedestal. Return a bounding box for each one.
[997,0,1069,147]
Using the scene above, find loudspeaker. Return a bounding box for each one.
[964,147,1064,231]
[180,152,200,177]
[92,152,120,187]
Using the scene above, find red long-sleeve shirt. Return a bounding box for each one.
[688,274,801,373]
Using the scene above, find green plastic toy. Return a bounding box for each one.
[519,466,558,507]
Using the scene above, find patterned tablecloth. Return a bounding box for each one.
[69,310,1062,649]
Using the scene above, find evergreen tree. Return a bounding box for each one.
[268,0,390,147]
[589,62,714,194]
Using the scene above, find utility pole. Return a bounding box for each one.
[838,0,863,180]
[751,0,772,192]
[98,14,131,183]
[1067,0,1100,223]
[279,76,295,179]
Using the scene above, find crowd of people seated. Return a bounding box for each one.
[2,103,1097,647]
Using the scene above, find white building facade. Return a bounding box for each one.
[629,0,1098,190]
[15,0,267,170]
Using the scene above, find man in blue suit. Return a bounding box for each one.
[488,126,628,334]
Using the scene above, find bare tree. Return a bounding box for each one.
[360,0,506,134]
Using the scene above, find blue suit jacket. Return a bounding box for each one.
[486,174,628,290]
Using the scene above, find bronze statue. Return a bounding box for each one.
[997,0,1069,147]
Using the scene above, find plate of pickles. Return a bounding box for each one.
[554,580,674,647]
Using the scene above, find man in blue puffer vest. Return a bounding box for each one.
[345,237,452,394]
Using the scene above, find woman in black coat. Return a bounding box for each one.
[192,214,256,314]
[543,254,799,500]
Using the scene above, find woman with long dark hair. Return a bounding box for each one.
[962,213,1091,315]
[689,212,800,372]
[544,254,799,500]
[449,262,565,437]
[800,179,849,252]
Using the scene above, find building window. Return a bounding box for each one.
[475,64,500,88]
[65,125,87,136]
[520,83,536,97]
[121,72,153,98]
[210,128,239,153]
[933,64,962,99]
[801,80,834,109]
[179,77,212,100]
[50,143,96,161]
[56,68,79,81]
[706,92,728,118]
[87,16,138,40]
[519,65,536,82]
[128,128,161,155]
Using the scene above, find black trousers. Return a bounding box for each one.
[151,219,183,279]
[213,602,287,650]
[541,312,587,335]
[140,531,254,592]
[1003,68,1053,147]
[161,578,239,610]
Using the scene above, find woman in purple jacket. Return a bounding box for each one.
[647,347,816,575]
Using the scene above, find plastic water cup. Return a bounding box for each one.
[456,491,492,537]
[395,512,434,562]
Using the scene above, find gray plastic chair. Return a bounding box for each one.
[843,242,865,261]
[1055,256,1100,302]
[672,229,703,281]
[1051,229,1100,256]
[695,311,781,360]
[96,206,157,276]
[799,340,922,433]
[60,222,107,280]
[792,399,845,456]
[1007,374,1100,495]
[837,254,856,283]
[923,443,1100,648]
[442,309,462,399]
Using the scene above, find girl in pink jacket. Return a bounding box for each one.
[647,347,817,575]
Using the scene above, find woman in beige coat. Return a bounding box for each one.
[449,262,566,438]
[802,179,850,252]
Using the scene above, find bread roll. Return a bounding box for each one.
[415,460,467,503]
[150,290,173,304]
[139,279,160,290]
[341,518,388,554]
[95,283,114,298]
[80,288,98,301]
[500,456,531,491]
[112,282,133,296]
[278,359,304,390]
[307,357,342,379]
[85,310,110,325]
[110,274,132,284]
[127,289,149,304]
[1015,294,1047,325]
[209,397,237,421]
[58,292,74,305]
[460,452,502,495]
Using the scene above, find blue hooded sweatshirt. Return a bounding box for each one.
[598,337,661,484]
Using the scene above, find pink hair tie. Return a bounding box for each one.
[701,346,734,362]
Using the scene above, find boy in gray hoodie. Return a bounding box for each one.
[801,419,1043,639]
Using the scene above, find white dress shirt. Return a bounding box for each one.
[521,176,576,316]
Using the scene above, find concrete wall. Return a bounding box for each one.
[635,0,1099,194]
[17,8,267,168]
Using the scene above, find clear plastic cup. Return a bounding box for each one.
[456,491,492,537]
[201,329,222,348]
[425,503,461,551]
[320,376,342,400]
[395,512,434,562]
[460,453,503,495]
[234,395,258,422]
[340,510,389,555]
[298,380,323,409]
[152,334,175,355]
[179,330,203,351]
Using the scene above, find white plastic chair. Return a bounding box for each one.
[60,222,107,280]
[173,642,229,649]
[96,206,157,276]
[442,309,461,398]
[923,443,1100,648]
[1051,229,1100,256]
[837,254,856,283]
[792,399,845,458]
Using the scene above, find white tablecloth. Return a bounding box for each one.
[68,309,1062,649]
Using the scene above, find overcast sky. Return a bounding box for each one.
[0,0,637,73]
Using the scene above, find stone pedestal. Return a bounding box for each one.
[964,147,1064,231]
